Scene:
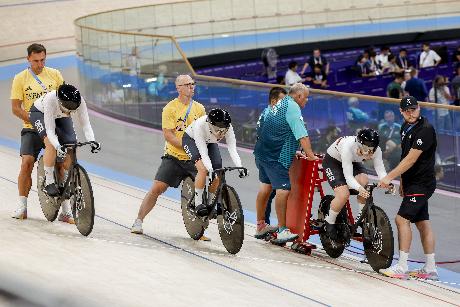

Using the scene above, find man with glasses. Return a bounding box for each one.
[378,96,438,280]
[131,75,209,239]
[321,128,387,240]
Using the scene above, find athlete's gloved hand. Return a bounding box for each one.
[358,186,370,199]
[90,141,101,153]
[238,168,248,178]
[57,145,67,159]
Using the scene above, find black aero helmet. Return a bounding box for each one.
[57,83,81,111]
[208,108,231,128]
[357,128,379,151]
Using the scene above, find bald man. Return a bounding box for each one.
[131,75,208,239]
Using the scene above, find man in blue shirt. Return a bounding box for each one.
[254,83,317,244]
[404,69,428,102]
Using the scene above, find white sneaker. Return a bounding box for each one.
[408,267,439,281]
[379,263,409,279]
[131,218,143,234]
[272,228,298,244]
[255,222,278,239]
[11,204,27,220]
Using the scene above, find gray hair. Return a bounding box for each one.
[175,74,192,86]
[289,83,309,95]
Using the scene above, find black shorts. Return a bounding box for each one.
[398,185,435,223]
[29,106,77,145]
[20,128,44,160]
[154,155,197,188]
[322,153,367,191]
[182,133,222,169]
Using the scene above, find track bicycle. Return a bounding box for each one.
[318,183,395,271]
[181,167,247,254]
[37,142,98,236]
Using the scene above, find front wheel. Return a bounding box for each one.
[363,205,394,272]
[181,177,209,240]
[217,185,244,254]
[71,165,95,236]
[37,156,60,222]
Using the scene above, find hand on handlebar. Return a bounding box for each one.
[377,176,392,189]
[57,145,67,159]
[358,187,370,199]
[238,168,249,178]
[90,141,101,153]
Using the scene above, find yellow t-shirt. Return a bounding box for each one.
[162,98,206,160]
[10,67,64,129]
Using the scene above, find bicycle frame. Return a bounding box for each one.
[204,167,246,217]
[56,142,93,203]
[351,184,377,241]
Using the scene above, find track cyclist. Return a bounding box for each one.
[182,108,248,216]
[322,128,388,240]
[29,83,101,222]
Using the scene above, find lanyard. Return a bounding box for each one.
[402,123,416,140]
[29,68,48,93]
[182,100,193,124]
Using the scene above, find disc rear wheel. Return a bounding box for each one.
[37,156,60,222]
[318,195,348,258]
[181,176,209,240]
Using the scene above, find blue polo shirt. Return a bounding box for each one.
[404,77,428,102]
[254,95,309,169]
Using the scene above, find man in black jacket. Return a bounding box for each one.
[378,96,438,281]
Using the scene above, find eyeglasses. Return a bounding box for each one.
[178,82,196,87]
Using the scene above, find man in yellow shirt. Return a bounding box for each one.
[10,43,65,220]
[131,75,209,240]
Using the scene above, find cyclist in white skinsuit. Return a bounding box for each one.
[322,128,387,240]
[182,108,247,216]
[29,84,100,222]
